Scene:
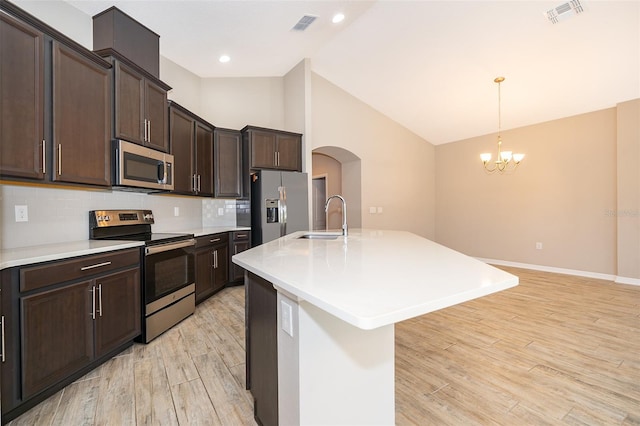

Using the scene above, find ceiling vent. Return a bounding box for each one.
[292,15,317,31]
[545,0,584,24]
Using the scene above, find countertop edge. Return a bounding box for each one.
[0,241,145,270]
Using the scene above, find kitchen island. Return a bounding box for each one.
[232,229,518,426]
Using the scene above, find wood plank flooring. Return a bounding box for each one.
[8,267,640,425]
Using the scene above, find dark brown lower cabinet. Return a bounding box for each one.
[21,281,94,399]
[230,231,251,284]
[1,249,141,423]
[246,272,278,426]
[194,233,229,304]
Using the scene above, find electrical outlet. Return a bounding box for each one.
[218,207,225,216]
[174,207,180,216]
[377,206,383,214]
[15,205,28,222]
[369,206,376,214]
[536,242,543,250]
[281,300,293,337]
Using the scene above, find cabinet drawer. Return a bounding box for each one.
[20,248,140,292]
[232,231,250,242]
[195,233,229,248]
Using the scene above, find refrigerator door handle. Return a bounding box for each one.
[279,185,287,236]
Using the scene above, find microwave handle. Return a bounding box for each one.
[157,161,166,184]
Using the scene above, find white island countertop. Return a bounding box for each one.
[233,229,518,330]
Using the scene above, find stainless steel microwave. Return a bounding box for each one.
[113,140,174,191]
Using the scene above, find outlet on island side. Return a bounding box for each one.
[536,242,543,250]
[174,207,180,216]
[281,300,294,337]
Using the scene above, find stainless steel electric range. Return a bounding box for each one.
[89,209,195,342]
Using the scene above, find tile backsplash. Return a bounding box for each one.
[0,184,237,249]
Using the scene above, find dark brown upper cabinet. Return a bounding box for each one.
[242,126,302,172]
[112,58,169,153]
[52,42,111,186]
[0,13,45,180]
[0,4,112,188]
[214,128,243,198]
[169,101,213,197]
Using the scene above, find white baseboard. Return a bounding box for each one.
[476,258,622,282]
[614,276,640,286]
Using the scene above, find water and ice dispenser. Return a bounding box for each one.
[265,199,280,223]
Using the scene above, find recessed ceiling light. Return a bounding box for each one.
[219,55,230,63]
[332,13,345,24]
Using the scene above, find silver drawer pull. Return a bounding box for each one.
[210,238,221,243]
[236,234,247,238]
[80,261,112,271]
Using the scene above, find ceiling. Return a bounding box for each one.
[64,0,639,145]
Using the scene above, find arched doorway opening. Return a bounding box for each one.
[311,146,362,231]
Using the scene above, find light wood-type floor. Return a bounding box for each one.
[8,267,640,425]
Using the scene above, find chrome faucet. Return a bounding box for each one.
[325,195,348,237]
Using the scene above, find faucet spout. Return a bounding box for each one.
[325,195,348,237]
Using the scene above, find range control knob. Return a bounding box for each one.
[144,213,154,221]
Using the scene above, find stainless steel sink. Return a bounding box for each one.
[298,232,342,240]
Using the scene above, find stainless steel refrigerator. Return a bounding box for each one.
[251,170,310,246]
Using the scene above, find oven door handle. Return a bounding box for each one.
[145,239,195,256]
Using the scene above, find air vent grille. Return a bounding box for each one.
[545,0,584,24]
[292,15,317,31]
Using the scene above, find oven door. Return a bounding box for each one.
[144,239,195,305]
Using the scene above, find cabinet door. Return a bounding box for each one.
[230,240,250,282]
[94,268,141,358]
[52,42,111,186]
[276,134,301,171]
[0,14,44,180]
[169,106,195,194]
[145,80,168,152]
[114,61,144,145]
[250,131,277,169]
[213,245,229,292]
[194,247,214,303]
[21,281,94,399]
[214,129,242,198]
[195,122,214,196]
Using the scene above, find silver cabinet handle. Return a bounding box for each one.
[42,140,46,174]
[277,151,280,166]
[147,120,151,142]
[1,315,5,363]
[213,250,218,268]
[192,174,197,192]
[97,284,103,317]
[274,151,277,166]
[58,144,62,175]
[90,286,96,320]
[144,119,148,142]
[80,261,112,271]
[210,238,221,243]
[198,175,201,192]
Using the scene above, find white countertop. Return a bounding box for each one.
[0,226,251,270]
[0,240,145,270]
[233,229,518,330]
[182,226,251,237]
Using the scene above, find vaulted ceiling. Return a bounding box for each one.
[65,0,639,145]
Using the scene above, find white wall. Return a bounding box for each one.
[199,77,285,130]
[310,73,436,239]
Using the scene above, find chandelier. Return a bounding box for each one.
[480,77,524,173]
